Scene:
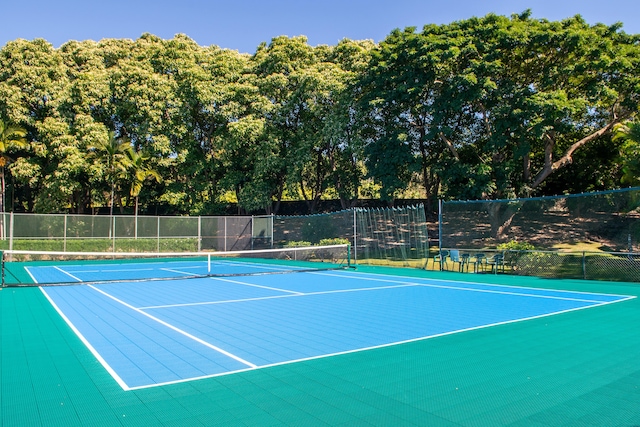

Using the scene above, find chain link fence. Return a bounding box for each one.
[0,205,430,267]
[0,213,272,252]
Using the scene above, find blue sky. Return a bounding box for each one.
[2,0,639,53]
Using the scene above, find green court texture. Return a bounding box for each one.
[2,267,640,426]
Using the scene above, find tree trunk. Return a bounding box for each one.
[530,118,629,189]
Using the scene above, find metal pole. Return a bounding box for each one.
[9,212,14,253]
[438,199,443,270]
[64,214,68,252]
[157,216,160,252]
[198,216,202,252]
[353,209,357,264]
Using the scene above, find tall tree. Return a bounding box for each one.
[0,119,27,213]
[88,131,132,215]
[613,120,640,186]
[357,12,640,205]
[124,148,161,235]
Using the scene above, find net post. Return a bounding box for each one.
[347,244,352,268]
[207,253,211,274]
[0,250,4,287]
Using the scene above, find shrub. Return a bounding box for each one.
[497,240,535,251]
[318,238,350,246]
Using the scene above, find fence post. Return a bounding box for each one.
[198,216,202,252]
[438,199,443,270]
[9,212,13,252]
[63,214,68,252]
[353,209,357,264]
[582,251,586,280]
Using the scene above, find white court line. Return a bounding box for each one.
[138,276,624,310]
[159,268,199,276]
[126,292,634,391]
[137,276,304,310]
[328,269,634,299]
[24,266,38,283]
[70,268,156,273]
[213,277,304,295]
[310,271,632,304]
[211,260,305,272]
[53,266,83,282]
[138,283,417,310]
[88,285,258,370]
[39,287,130,390]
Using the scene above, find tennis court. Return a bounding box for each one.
[2,250,640,425]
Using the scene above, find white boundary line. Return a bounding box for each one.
[24,266,38,283]
[212,277,304,295]
[137,283,418,310]
[39,287,131,390]
[136,274,631,310]
[53,266,83,282]
[310,271,622,304]
[330,269,634,299]
[40,267,636,391]
[87,285,258,370]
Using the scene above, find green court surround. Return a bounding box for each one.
[2,267,640,426]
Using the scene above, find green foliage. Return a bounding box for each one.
[497,240,535,251]
[0,238,199,252]
[282,240,312,247]
[0,16,638,215]
[613,120,640,186]
[318,238,350,246]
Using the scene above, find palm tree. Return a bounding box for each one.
[124,149,161,238]
[88,131,132,216]
[0,120,28,214]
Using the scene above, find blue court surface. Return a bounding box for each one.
[39,268,634,390]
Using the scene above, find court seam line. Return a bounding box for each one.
[125,293,633,391]
[87,284,258,369]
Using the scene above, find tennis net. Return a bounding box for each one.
[0,244,351,287]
